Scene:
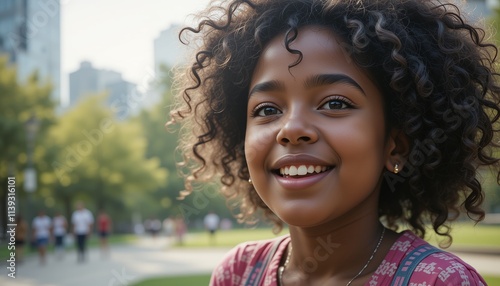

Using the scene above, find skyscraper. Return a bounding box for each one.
[153,24,186,74]
[69,60,139,119]
[0,0,61,105]
[69,61,121,106]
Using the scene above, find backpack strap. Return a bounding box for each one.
[391,244,442,286]
[244,238,286,286]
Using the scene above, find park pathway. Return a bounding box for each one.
[0,236,228,286]
[0,236,498,286]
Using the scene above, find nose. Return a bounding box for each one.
[276,112,319,145]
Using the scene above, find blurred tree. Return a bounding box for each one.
[485,10,500,213]
[39,94,168,222]
[0,55,55,238]
[135,64,233,226]
[135,65,185,219]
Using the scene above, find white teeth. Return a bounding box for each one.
[289,166,298,176]
[307,165,314,173]
[297,165,307,175]
[279,164,330,176]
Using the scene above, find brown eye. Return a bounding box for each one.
[254,105,282,117]
[319,96,354,110]
[322,99,348,110]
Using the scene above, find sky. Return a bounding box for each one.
[60,0,211,105]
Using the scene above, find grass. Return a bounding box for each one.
[131,274,211,286]
[173,227,287,248]
[484,275,500,285]
[131,274,500,286]
[176,222,500,249]
[425,223,500,248]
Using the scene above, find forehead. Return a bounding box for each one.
[250,25,379,93]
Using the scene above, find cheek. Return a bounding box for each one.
[332,116,387,177]
[244,124,277,167]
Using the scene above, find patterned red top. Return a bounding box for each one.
[210,230,486,285]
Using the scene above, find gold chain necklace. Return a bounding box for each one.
[278,244,292,283]
[278,228,386,286]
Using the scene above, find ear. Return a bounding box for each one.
[384,128,410,174]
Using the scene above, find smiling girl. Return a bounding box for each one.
[170,0,500,285]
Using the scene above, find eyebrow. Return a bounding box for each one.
[248,80,285,97]
[249,73,366,98]
[304,74,365,96]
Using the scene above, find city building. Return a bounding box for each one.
[153,24,186,75]
[146,24,187,107]
[464,0,492,22]
[69,60,139,119]
[69,61,119,106]
[0,0,61,105]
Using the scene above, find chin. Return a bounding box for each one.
[276,208,330,228]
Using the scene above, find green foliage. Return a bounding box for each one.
[39,94,168,220]
[135,65,235,224]
[0,55,55,173]
[133,91,183,218]
[0,55,56,235]
[485,10,500,213]
[481,168,500,212]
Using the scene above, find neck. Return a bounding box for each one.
[284,215,385,285]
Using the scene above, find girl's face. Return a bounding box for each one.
[245,26,395,227]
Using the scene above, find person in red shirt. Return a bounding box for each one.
[97,209,112,258]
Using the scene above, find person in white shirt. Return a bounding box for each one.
[32,210,52,265]
[52,212,67,259]
[204,211,220,245]
[71,202,94,262]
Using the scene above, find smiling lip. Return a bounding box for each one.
[271,154,335,190]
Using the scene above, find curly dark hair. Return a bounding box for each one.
[170,0,500,241]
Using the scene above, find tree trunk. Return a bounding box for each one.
[1,175,7,240]
[63,194,72,225]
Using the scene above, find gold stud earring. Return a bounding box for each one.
[393,163,400,174]
[248,178,253,185]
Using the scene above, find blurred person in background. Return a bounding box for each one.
[32,210,52,265]
[150,217,162,238]
[204,211,220,245]
[14,215,28,263]
[175,215,187,245]
[97,209,112,258]
[71,201,94,263]
[52,211,67,260]
[163,215,175,239]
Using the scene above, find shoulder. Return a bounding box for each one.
[388,231,486,285]
[410,248,486,285]
[210,235,289,286]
